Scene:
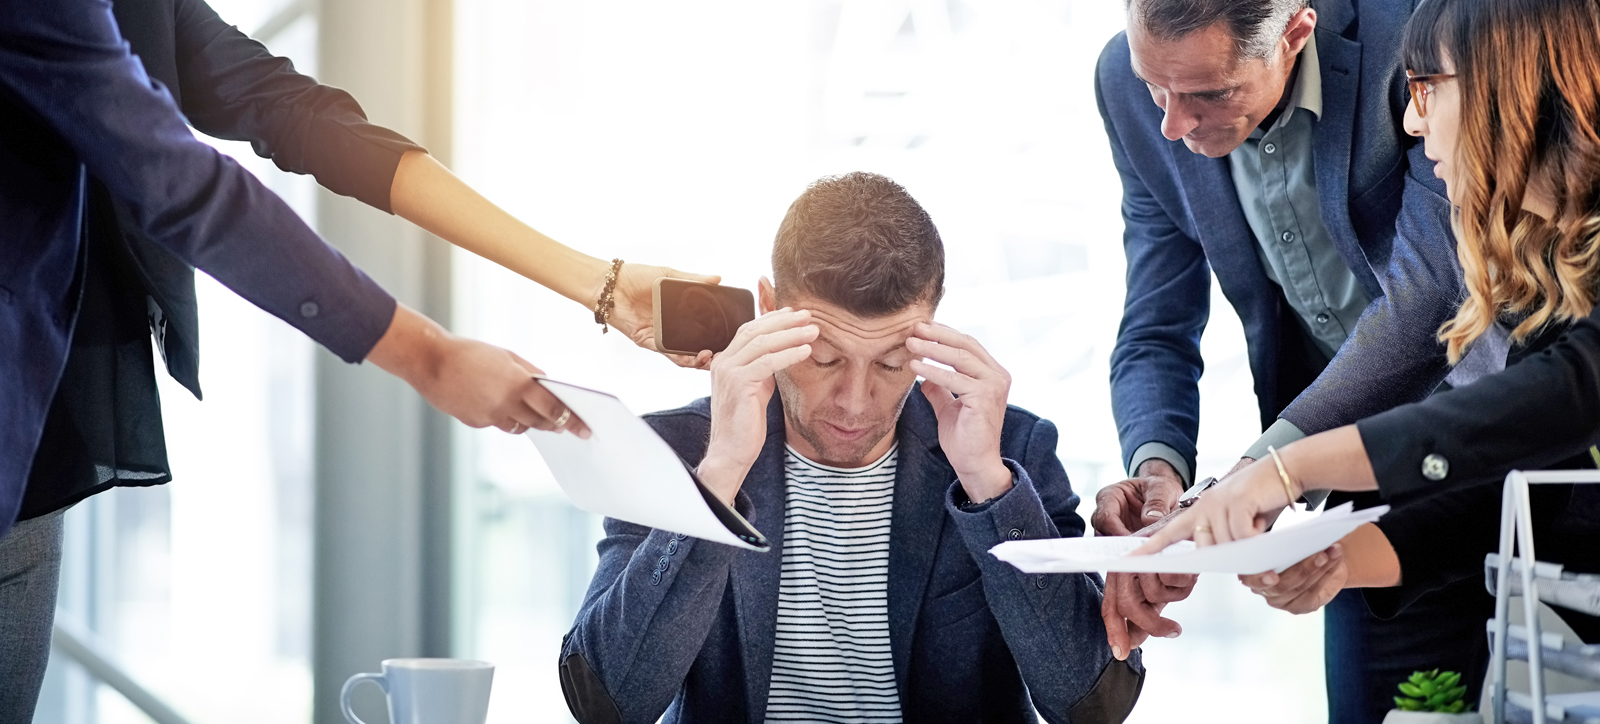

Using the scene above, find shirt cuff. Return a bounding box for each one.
[1129,442,1192,489]
[1242,418,1307,462]
[1242,419,1330,507]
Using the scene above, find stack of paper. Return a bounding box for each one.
[990,502,1387,575]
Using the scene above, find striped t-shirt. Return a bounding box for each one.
[765,443,902,723]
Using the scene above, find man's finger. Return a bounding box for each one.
[914,321,1005,372]
[724,322,818,369]
[721,308,811,362]
[1091,482,1140,537]
[1120,578,1182,639]
[1140,477,1179,522]
[745,345,814,380]
[907,358,980,397]
[1156,572,1197,589]
[1101,579,1132,661]
[906,334,997,381]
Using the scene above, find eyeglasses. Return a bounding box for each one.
[1406,71,1456,118]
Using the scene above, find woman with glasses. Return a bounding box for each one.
[1141,0,1600,644]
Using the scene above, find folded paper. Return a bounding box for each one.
[524,379,768,551]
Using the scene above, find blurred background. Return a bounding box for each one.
[37,0,1327,722]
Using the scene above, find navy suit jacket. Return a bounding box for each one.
[559,387,1145,724]
[1098,0,1464,476]
[0,0,395,534]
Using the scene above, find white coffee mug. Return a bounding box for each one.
[340,658,494,724]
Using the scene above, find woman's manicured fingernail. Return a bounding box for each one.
[1262,574,1278,587]
[1163,630,1181,639]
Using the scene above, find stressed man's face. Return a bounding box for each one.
[767,290,931,468]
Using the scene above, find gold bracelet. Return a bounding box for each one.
[1267,445,1297,509]
[593,258,623,334]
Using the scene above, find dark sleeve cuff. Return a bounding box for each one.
[1364,484,1503,618]
[946,459,1066,546]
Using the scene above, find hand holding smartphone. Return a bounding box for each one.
[652,279,756,356]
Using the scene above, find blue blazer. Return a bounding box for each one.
[1097,0,1465,476]
[0,0,395,535]
[559,387,1145,724]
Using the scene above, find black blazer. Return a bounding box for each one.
[0,0,405,534]
[111,0,423,398]
[1356,309,1600,627]
[16,0,428,521]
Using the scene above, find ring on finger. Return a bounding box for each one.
[509,423,527,435]
[553,408,572,429]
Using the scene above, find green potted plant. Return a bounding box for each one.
[1381,670,1482,723]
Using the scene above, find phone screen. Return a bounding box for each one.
[654,280,756,355]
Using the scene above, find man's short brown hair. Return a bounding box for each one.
[771,172,945,317]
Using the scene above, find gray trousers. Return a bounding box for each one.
[0,510,65,724]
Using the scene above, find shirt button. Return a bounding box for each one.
[1422,454,1450,481]
[1035,575,1049,590]
[1264,142,1277,154]
[299,301,320,318]
[1008,528,1024,540]
[1316,312,1331,324]
[1280,230,1296,243]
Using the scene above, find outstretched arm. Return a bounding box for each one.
[169,0,722,364]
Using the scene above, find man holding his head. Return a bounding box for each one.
[1095,0,1499,721]
[559,172,1142,724]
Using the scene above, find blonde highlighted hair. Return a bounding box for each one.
[1404,0,1600,363]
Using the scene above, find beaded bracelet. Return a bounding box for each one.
[593,258,623,333]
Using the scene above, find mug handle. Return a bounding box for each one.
[340,672,388,724]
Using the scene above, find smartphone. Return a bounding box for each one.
[652,279,756,355]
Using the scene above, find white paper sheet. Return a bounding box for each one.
[990,502,1387,575]
[523,379,767,550]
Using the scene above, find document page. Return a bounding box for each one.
[990,502,1386,575]
[524,379,768,551]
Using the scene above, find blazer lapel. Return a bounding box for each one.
[886,389,951,696]
[1167,143,1274,308]
[1310,26,1384,299]
[733,394,789,720]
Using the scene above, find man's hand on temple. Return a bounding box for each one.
[698,308,819,505]
[1091,459,1183,536]
[1240,544,1346,615]
[610,262,721,369]
[906,322,1014,503]
[367,303,589,437]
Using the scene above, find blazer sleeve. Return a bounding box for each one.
[1275,127,1462,436]
[558,408,748,724]
[945,414,1144,724]
[171,0,424,212]
[1356,309,1600,504]
[558,514,747,724]
[0,0,394,363]
[1097,43,1210,481]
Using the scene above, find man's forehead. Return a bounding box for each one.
[1127,21,1247,91]
[797,299,932,353]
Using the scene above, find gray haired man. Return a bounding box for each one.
[1094,0,1503,721]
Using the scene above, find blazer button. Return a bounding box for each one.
[666,539,680,555]
[651,571,662,586]
[658,556,670,572]
[1008,528,1024,540]
[299,301,320,318]
[1035,575,1048,590]
[1421,454,1450,481]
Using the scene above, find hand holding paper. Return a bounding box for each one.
[992,502,1386,575]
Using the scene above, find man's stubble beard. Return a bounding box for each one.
[774,372,917,468]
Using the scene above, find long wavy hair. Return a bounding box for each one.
[1403,0,1600,363]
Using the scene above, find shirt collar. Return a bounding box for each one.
[1289,33,1323,121]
